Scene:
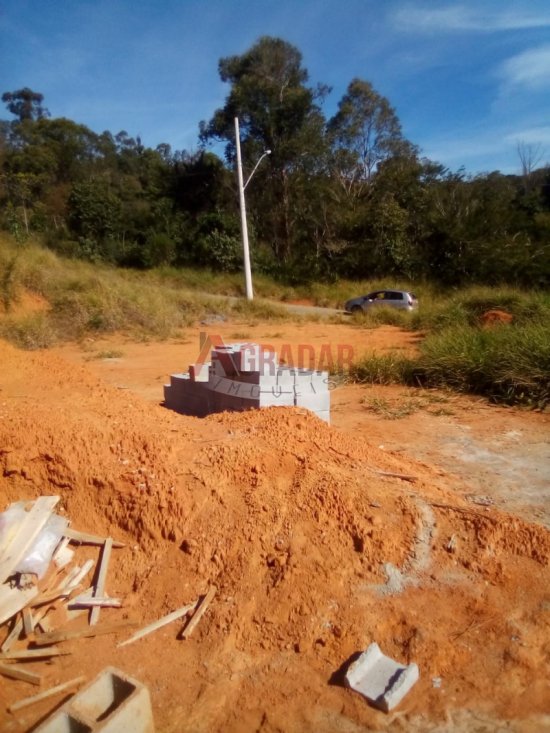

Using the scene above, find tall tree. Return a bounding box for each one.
[200,36,329,262]
[2,88,50,122]
[328,79,412,194]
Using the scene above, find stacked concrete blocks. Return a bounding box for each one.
[164,342,330,422]
[35,667,155,733]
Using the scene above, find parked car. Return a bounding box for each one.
[344,289,418,313]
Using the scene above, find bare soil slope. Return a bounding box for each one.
[1,336,549,733]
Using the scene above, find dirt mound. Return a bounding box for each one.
[1,339,549,733]
[480,309,513,327]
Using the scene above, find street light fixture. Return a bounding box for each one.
[234,116,271,301]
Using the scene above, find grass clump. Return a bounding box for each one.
[415,323,550,408]
[349,305,414,329]
[362,390,453,419]
[0,312,56,350]
[349,323,550,408]
[348,352,417,385]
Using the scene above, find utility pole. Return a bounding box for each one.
[234,117,271,301]
[235,117,254,301]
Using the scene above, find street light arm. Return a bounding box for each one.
[244,149,271,190]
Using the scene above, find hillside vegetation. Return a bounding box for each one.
[1,38,549,288]
[1,236,548,408]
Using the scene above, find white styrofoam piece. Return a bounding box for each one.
[345,643,419,712]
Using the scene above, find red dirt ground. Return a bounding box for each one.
[1,322,549,732]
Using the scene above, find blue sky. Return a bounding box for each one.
[1,0,549,175]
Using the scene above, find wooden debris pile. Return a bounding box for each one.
[0,495,216,721]
[0,495,126,692]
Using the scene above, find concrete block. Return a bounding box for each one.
[232,343,264,373]
[231,370,262,385]
[35,666,154,733]
[214,393,257,413]
[311,370,330,389]
[169,373,191,396]
[210,375,261,396]
[294,391,331,412]
[170,373,190,384]
[259,389,295,407]
[276,368,296,385]
[189,363,210,382]
[211,356,234,377]
[345,643,419,712]
[211,346,241,377]
[314,410,331,424]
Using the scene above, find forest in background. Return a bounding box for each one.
[1,36,549,287]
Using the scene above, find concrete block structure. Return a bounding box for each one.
[345,642,419,712]
[35,667,155,732]
[164,343,330,422]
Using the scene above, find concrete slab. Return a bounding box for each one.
[345,643,419,712]
[35,667,155,733]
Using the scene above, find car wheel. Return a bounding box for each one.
[351,305,362,313]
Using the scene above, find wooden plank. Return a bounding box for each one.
[180,586,217,639]
[117,600,198,648]
[90,538,112,626]
[0,585,38,626]
[57,565,82,591]
[64,528,124,548]
[30,588,69,608]
[0,496,60,584]
[64,559,95,592]
[8,675,85,712]
[22,606,34,637]
[53,537,74,569]
[33,620,136,646]
[29,561,95,611]
[369,468,418,482]
[69,595,121,608]
[0,662,42,685]
[0,647,69,659]
[1,615,23,652]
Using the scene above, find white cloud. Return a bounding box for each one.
[392,4,550,33]
[504,125,550,147]
[499,45,550,90]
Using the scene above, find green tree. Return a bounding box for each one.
[2,88,50,121]
[200,36,329,262]
[328,79,413,192]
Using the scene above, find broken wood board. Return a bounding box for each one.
[53,537,74,569]
[0,584,38,626]
[90,537,113,625]
[1,615,23,652]
[22,606,34,637]
[180,586,217,639]
[0,496,60,584]
[69,595,121,608]
[64,528,124,548]
[118,600,198,647]
[0,647,70,659]
[34,620,137,646]
[63,559,95,592]
[8,675,85,712]
[0,662,41,685]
